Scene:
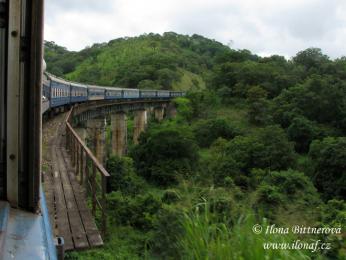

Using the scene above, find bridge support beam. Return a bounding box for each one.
[111,112,127,156]
[154,107,165,122]
[166,103,177,119]
[133,109,147,144]
[76,128,88,144]
[87,119,106,164]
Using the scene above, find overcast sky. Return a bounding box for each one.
[44,0,346,59]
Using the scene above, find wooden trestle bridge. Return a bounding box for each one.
[43,100,173,251]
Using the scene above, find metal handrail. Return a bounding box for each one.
[65,107,110,237]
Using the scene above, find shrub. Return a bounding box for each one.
[131,124,198,186]
[107,192,162,231]
[162,189,181,204]
[193,118,238,147]
[150,206,184,259]
[255,170,321,219]
[106,156,145,195]
[309,137,346,199]
[287,116,318,153]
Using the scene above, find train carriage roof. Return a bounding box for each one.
[121,88,139,91]
[70,82,88,89]
[104,86,123,91]
[88,85,107,90]
[45,72,70,85]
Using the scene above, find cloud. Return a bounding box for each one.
[44,0,346,59]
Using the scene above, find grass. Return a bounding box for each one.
[65,226,146,260]
[178,203,313,260]
[172,69,206,91]
[214,104,251,132]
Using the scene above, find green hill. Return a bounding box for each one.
[44,32,231,90]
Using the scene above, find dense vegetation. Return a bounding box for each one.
[46,33,346,259]
[44,32,230,90]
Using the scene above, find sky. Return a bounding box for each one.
[44,0,346,59]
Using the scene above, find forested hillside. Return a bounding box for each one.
[45,33,236,90]
[46,33,346,259]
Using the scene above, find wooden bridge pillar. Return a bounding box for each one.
[154,107,165,122]
[111,112,127,156]
[166,103,177,119]
[133,109,147,144]
[75,128,88,144]
[87,119,106,164]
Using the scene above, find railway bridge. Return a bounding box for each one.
[0,1,180,259]
[43,99,176,252]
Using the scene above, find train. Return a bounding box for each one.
[42,73,185,113]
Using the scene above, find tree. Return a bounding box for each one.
[173,97,193,122]
[254,125,296,170]
[106,156,145,195]
[255,170,320,219]
[272,75,345,127]
[287,116,319,153]
[193,118,238,147]
[246,86,271,125]
[293,48,329,71]
[209,126,296,187]
[137,79,158,89]
[309,137,346,199]
[131,124,198,186]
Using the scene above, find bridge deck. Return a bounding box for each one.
[43,113,103,251]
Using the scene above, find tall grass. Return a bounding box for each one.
[178,203,313,260]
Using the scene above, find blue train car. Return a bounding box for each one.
[123,88,139,99]
[88,85,105,100]
[48,75,71,108]
[105,87,122,100]
[157,90,170,98]
[140,90,157,98]
[70,82,88,103]
[169,91,183,98]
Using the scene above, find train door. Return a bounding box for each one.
[1,0,44,210]
[0,0,7,200]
